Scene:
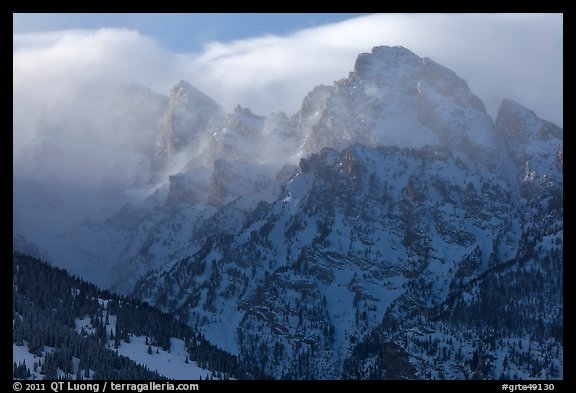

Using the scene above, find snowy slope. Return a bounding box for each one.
[13,254,249,380]
[135,141,550,379]
[72,307,214,379]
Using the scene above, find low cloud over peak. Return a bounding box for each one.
[13,13,562,237]
[14,13,562,124]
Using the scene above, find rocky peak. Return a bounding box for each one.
[496,98,563,187]
[298,85,336,128]
[226,105,266,139]
[352,46,422,82]
[153,80,221,170]
[201,105,265,165]
[301,46,496,156]
[169,80,215,107]
[350,45,483,113]
[496,98,561,144]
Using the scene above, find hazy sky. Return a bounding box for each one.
[13,13,563,240]
[13,13,562,124]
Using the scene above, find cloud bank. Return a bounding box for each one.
[14,14,563,123]
[185,13,563,125]
[13,13,562,238]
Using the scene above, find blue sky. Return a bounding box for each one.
[13,13,368,52]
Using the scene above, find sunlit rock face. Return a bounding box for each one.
[300,46,496,158]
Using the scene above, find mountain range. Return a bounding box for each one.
[13,45,563,380]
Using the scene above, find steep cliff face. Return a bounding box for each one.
[153,80,221,171]
[496,98,563,190]
[134,137,561,378]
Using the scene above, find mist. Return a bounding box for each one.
[13,13,562,242]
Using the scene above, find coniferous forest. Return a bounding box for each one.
[13,252,264,380]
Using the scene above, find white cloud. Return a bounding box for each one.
[13,13,563,138]
[12,13,562,237]
[180,13,562,125]
[13,29,176,236]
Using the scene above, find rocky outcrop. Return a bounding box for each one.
[153,80,220,170]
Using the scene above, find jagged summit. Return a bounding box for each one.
[301,45,495,155]
[153,80,221,170]
[155,47,508,177]
[351,46,484,113]
[496,98,563,187]
[352,46,422,80]
[169,80,217,106]
[497,98,562,144]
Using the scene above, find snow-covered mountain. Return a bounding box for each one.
[13,46,562,380]
[300,46,495,154]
